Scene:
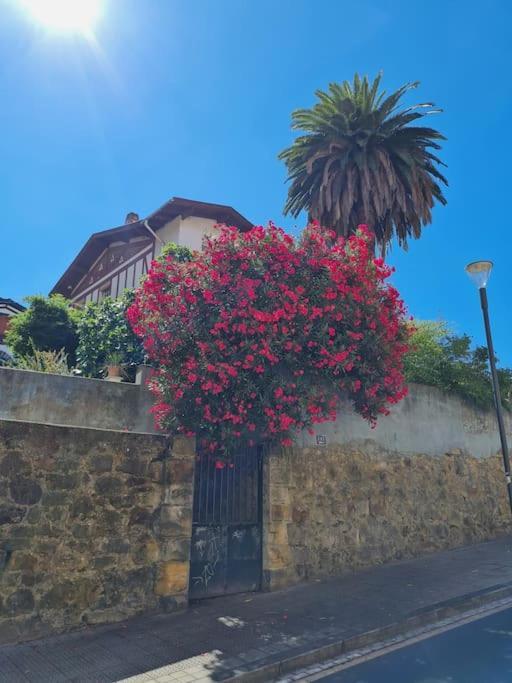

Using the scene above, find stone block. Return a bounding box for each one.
[117,456,148,477]
[268,459,293,483]
[270,504,290,522]
[32,541,58,556]
[133,538,160,564]
[137,489,161,509]
[347,498,370,517]
[172,436,196,458]
[148,460,163,482]
[170,459,195,485]
[125,476,153,492]
[292,507,309,524]
[265,543,292,571]
[24,507,41,524]
[0,505,25,525]
[4,589,34,615]
[8,525,36,541]
[9,479,42,506]
[0,453,31,478]
[71,523,94,540]
[96,509,123,531]
[155,561,189,596]
[89,453,113,473]
[70,497,94,519]
[9,553,37,572]
[93,555,117,570]
[123,566,155,593]
[269,485,291,504]
[94,475,123,496]
[370,497,387,517]
[286,523,304,547]
[40,578,97,611]
[159,538,191,562]
[46,473,80,490]
[268,524,289,546]
[104,538,131,554]
[42,491,69,507]
[169,484,194,506]
[129,506,153,527]
[157,504,192,538]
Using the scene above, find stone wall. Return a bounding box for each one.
[2,378,511,639]
[0,419,194,644]
[263,385,511,590]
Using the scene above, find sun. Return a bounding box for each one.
[22,0,103,34]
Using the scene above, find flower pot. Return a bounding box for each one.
[106,365,123,382]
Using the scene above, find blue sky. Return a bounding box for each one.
[1,0,511,364]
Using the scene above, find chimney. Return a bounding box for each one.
[125,212,139,224]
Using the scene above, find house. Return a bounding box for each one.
[0,298,25,360]
[51,196,252,305]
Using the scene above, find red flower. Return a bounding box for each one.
[128,221,409,448]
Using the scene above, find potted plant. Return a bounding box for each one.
[105,351,124,382]
[75,293,146,381]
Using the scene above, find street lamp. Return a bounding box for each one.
[465,260,512,514]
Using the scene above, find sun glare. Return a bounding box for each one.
[22,0,102,34]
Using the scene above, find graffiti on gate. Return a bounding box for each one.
[191,526,222,590]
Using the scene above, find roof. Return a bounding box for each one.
[51,197,253,296]
[0,298,25,313]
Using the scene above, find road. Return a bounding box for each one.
[314,606,512,683]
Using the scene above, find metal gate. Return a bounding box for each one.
[189,444,262,599]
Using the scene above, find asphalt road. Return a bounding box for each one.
[317,606,512,683]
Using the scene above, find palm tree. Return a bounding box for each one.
[279,74,447,252]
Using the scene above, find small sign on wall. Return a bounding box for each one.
[316,434,327,447]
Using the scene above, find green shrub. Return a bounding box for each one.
[76,291,144,379]
[157,241,193,263]
[17,345,72,375]
[405,320,512,410]
[0,350,13,367]
[5,294,80,366]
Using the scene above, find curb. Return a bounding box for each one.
[226,582,512,682]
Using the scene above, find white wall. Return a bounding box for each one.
[155,215,219,255]
[302,383,511,460]
[155,216,181,257]
[178,216,218,251]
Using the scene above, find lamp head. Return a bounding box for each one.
[465,260,493,289]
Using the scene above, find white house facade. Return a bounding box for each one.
[51,197,252,304]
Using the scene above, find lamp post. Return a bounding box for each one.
[465,260,512,514]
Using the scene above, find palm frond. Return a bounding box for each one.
[279,73,447,250]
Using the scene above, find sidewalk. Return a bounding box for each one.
[1,536,512,683]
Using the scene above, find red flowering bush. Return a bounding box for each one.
[127,223,409,450]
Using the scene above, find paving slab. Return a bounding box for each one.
[1,536,512,682]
